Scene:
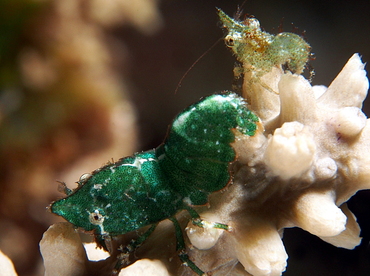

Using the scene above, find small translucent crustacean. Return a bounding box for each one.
[50,92,260,275]
[217,8,311,92]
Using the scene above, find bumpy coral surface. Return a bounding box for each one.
[40,54,369,276]
[0,250,17,276]
[185,53,369,275]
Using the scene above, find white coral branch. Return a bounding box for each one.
[185,53,369,276]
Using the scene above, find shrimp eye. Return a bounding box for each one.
[78,173,92,185]
[225,36,234,47]
[89,210,104,225]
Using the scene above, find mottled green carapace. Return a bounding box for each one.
[218,8,311,77]
[51,92,258,238]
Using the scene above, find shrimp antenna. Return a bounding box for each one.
[174,38,222,94]
[235,0,249,20]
